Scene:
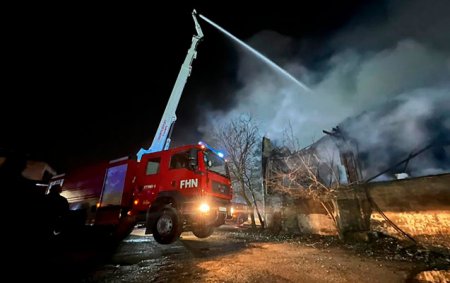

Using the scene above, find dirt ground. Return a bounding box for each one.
[78,226,449,283]
[192,242,410,282]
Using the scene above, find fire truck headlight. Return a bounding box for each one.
[199,203,210,213]
[230,207,234,215]
[134,199,139,205]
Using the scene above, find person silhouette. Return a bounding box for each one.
[44,184,69,238]
[1,151,47,271]
[0,152,44,225]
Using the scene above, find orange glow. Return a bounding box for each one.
[134,199,139,205]
[96,202,100,208]
[199,203,210,213]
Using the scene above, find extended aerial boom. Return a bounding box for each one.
[137,10,204,161]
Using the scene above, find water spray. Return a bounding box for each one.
[199,14,311,92]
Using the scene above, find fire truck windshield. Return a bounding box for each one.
[204,149,229,177]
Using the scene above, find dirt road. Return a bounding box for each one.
[73,226,448,282]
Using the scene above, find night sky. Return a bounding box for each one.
[4,1,377,172]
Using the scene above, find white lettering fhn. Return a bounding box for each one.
[180,178,198,189]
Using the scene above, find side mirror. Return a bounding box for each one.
[188,149,198,169]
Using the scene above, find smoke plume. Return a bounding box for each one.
[199,0,450,178]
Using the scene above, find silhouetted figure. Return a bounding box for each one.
[1,152,44,223]
[44,184,69,238]
[1,151,48,277]
[0,152,34,191]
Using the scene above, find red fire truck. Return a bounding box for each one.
[49,10,232,244]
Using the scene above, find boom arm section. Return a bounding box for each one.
[137,10,204,161]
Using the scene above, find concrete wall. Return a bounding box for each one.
[266,173,450,253]
[333,189,371,240]
[366,173,450,253]
[297,213,337,235]
[266,197,337,236]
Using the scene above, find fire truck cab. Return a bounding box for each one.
[133,143,232,243]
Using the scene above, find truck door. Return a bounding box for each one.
[167,150,199,197]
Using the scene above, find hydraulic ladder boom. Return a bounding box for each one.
[137,10,204,161]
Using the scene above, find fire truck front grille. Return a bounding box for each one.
[212,181,230,195]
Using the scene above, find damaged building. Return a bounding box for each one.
[262,118,450,253]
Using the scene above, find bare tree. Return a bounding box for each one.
[266,146,340,231]
[266,123,340,232]
[281,121,301,151]
[212,114,265,229]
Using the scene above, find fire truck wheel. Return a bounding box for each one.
[192,225,214,238]
[152,206,182,244]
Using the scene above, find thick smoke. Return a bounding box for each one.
[342,86,450,179]
[200,0,450,177]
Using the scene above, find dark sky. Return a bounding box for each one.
[3,1,375,171]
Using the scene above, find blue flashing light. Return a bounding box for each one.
[197,141,226,159]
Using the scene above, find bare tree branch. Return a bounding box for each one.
[211,114,265,229]
[266,150,340,230]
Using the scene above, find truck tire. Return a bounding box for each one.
[192,225,214,238]
[152,205,182,244]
